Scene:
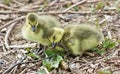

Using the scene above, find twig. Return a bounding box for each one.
[0,4,18,11]
[30,0,44,6]
[19,68,27,74]
[1,0,87,13]
[12,65,18,74]
[107,30,112,39]
[3,56,27,74]
[0,10,114,15]
[49,0,59,6]
[2,16,36,49]
[112,68,120,73]
[4,22,17,49]
[54,0,99,6]
[0,44,2,47]
[0,10,38,14]
[39,11,114,15]
[54,1,74,6]
[19,0,44,10]
[0,33,5,36]
[0,0,44,14]
[9,43,37,48]
[1,41,7,52]
[0,16,25,30]
[3,54,56,74]
[63,0,87,12]
[86,0,99,3]
[43,0,59,11]
[13,0,24,6]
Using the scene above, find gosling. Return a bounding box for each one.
[49,23,104,56]
[22,13,61,46]
[61,24,104,56]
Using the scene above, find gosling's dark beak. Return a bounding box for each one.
[32,26,36,32]
[52,42,57,49]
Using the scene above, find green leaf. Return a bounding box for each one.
[98,70,112,74]
[91,47,98,51]
[92,48,106,55]
[44,49,55,56]
[92,38,117,55]
[27,52,39,59]
[96,49,106,55]
[73,6,79,11]
[38,66,49,74]
[3,0,10,5]
[42,49,63,71]
[95,2,104,10]
[25,47,31,52]
[51,55,63,68]
[102,39,116,49]
[45,46,65,57]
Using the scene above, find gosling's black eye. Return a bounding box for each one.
[53,36,56,40]
[28,21,32,25]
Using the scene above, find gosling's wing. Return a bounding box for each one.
[38,15,60,28]
[71,25,104,50]
[65,25,103,41]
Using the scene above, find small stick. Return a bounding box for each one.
[3,56,27,74]
[43,0,59,11]
[0,10,38,14]
[9,43,37,48]
[1,41,7,52]
[3,54,56,74]
[13,0,23,6]
[38,11,114,15]
[0,4,18,11]
[4,22,17,49]
[19,68,27,74]
[0,16,25,30]
[0,10,114,15]
[54,0,99,6]
[63,0,87,12]
[19,0,44,10]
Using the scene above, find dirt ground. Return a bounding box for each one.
[0,0,120,74]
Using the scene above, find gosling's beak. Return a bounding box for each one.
[52,42,57,49]
[32,26,36,32]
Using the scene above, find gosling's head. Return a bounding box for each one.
[26,13,39,32]
[48,27,64,48]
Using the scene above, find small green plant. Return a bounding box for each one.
[26,52,40,59]
[73,6,79,11]
[98,69,112,74]
[25,48,40,59]
[38,66,49,74]
[3,0,10,5]
[95,2,104,10]
[92,48,106,55]
[102,38,116,49]
[42,47,64,71]
[92,38,117,55]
